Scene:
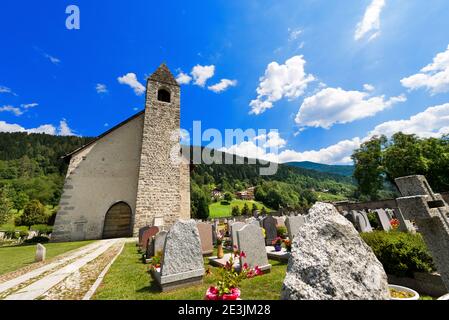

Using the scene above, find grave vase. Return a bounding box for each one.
[217,244,224,259]
[274,244,282,252]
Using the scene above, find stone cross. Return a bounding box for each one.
[395,175,449,291]
[35,243,46,262]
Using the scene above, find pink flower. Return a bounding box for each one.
[255,266,263,276]
[243,263,249,270]
[240,251,246,258]
[205,287,219,300]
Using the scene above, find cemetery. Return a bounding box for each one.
[2,175,449,300]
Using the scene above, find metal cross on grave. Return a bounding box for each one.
[395,175,449,291]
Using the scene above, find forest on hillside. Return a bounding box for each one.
[0,133,357,225]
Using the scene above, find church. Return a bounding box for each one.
[51,64,191,242]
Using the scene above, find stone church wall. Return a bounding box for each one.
[52,115,145,242]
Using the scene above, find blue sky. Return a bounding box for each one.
[1,0,449,164]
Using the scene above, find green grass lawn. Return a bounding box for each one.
[0,240,96,275]
[94,243,287,300]
[209,199,273,219]
[313,192,348,202]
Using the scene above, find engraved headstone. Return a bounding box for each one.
[375,209,392,231]
[142,226,159,256]
[35,243,46,262]
[138,226,150,247]
[231,222,246,249]
[285,215,306,240]
[237,224,271,272]
[197,222,214,255]
[153,230,168,256]
[262,215,277,246]
[151,220,205,291]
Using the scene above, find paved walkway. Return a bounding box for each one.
[0,238,122,300]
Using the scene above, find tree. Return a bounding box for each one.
[20,200,47,228]
[0,188,12,225]
[223,192,234,202]
[231,206,241,217]
[241,203,250,216]
[351,136,387,200]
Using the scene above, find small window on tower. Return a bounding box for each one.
[157,89,171,103]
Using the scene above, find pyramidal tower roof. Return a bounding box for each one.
[148,63,179,87]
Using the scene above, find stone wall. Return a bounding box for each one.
[52,114,145,242]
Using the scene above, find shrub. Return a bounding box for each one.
[361,231,435,277]
[220,201,231,206]
[30,224,53,235]
[21,200,47,228]
[241,203,250,216]
[367,211,380,230]
[23,235,50,244]
[231,206,241,217]
[277,226,288,238]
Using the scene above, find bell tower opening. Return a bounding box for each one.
[157,89,171,103]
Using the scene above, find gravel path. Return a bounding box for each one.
[1,238,124,300]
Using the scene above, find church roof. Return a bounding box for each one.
[148,63,179,87]
[62,110,145,161]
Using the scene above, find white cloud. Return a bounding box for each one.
[21,103,39,109]
[117,73,145,96]
[295,87,406,129]
[288,28,303,42]
[96,83,108,94]
[0,105,23,116]
[250,55,315,115]
[355,0,386,41]
[45,54,61,65]
[367,103,449,139]
[58,119,75,136]
[176,72,192,85]
[0,121,56,135]
[254,131,287,149]
[401,44,449,94]
[191,65,215,87]
[363,84,375,92]
[208,79,237,93]
[0,119,77,136]
[0,86,13,94]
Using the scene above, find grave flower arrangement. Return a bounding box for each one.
[148,251,163,272]
[272,237,283,251]
[390,218,400,230]
[283,239,292,252]
[205,250,263,300]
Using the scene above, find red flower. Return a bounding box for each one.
[243,263,249,270]
[239,251,246,258]
[255,266,263,276]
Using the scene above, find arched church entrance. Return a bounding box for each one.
[102,202,132,239]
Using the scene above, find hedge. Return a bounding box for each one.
[361,231,435,277]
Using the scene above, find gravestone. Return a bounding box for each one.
[274,216,286,228]
[138,226,150,247]
[237,224,271,272]
[142,226,159,255]
[262,215,277,246]
[211,223,217,245]
[151,220,205,292]
[393,208,415,233]
[285,215,306,240]
[231,222,246,249]
[356,211,373,233]
[35,243,46,262]
[375,209,392,231]
[395,175,449,292]
[281,203,390,300]
[153,230,168,256]
[197,222,214,256]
